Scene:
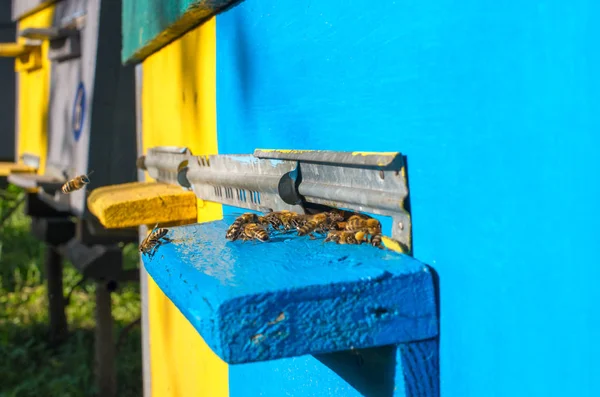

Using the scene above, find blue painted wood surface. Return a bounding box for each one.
[214,0,600,395]
[141,218,437,364]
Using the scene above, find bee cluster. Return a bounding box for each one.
[69,171,392,254]
[225,210,385,248]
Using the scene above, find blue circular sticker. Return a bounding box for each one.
[72,82,86,142]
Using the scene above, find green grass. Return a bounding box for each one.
[0,186,142,397]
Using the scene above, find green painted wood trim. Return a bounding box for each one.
[122,0,241,64]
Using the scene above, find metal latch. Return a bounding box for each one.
[138,147,412,252]
[136,146,195,186]
[19,26,81,62]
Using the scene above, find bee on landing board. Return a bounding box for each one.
[324,230,359,245]
[354,230,383,248]
[139,224,171,256]
[345,214,382,235]
[226,213,259,241]
[259,210,303,232]
[297,211,345,237]
[239,223,270,242]
[61,171,94,194]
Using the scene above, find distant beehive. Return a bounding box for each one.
[10,0,137,218]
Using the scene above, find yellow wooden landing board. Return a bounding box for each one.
[0,162,37,177]
[87,182,197,229]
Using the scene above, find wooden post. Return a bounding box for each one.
[95,281,117,397]
[44,245,67,344]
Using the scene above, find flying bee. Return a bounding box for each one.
[139,224,171,256]
[259,210,301,232]
[297,211,345,236]
[61,170,94,194]
[324,230,359,245]
[240,223,270,242]
[226,213,259,241]
[354,230,383,248]
[345,214,382,234]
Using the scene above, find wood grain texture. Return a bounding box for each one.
[87,181,197,228]
[121,0,241,64]
[397,339,439,397]
[142,218,437,364]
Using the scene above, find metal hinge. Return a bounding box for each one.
[19,26,81,62]
[138,147,412,251]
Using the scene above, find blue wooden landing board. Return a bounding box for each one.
[142,219,437,364]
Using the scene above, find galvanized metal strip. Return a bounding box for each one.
[185,154,304,213]
[141,147,412,249]
[254,149,402,168]
[180,150,411,249]
[295,159,410,248]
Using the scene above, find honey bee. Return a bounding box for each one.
[324,230,359,245]
[139,224,171,256]
[334,221,348,230]
[354,230,383,248]
[61,170,94,194]
[370,233,382,248]
[297,211,345,236]
[226,213,259,241]
[259,210,302,232]
[345,214,382,234]
[240,223,270,242]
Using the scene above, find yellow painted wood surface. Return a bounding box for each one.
[0,162,37,177]
[87,182,197,229]
[141,17,228,397]
[16,7,54,174]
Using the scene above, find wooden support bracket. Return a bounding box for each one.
[0,42,42,72]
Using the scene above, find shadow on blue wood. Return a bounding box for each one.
[141,218,438,364]
[315,345,397,397]
[315,338,440,397]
